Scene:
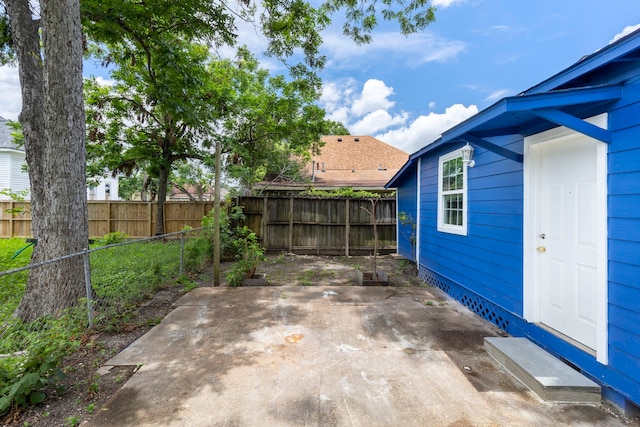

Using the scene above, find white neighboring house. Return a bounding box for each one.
[87,176,119,201]
[0,115,119,201]
[0,116,30,200]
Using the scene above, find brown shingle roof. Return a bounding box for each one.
[307,135,408,187]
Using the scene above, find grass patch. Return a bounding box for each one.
[0,237,185,416]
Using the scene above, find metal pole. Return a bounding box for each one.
[213,139,221,286]
[83,248,94,327]
[180,231,185,276]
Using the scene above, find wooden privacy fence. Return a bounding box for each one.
[0,197,398,255]
[236,196,397,256]
[0,201,215,238]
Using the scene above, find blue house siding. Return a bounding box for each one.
[395,163,418,261]
[416,141,525,315]
[606,86,640,408]
[386,29,640,410]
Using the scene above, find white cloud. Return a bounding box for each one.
[350,109,408,135]
[484,89,509,102]
[321,31,465,69]
[0,66,22,120]
[432,0,466,7]
[376,104,478,153]
[320,78,478,154]
[351,79,395,116]
[94,76,114,87]
[321,78,406,134]
[610,23,640,44]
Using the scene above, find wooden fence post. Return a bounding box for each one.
[288,197,294,252]
[10,201,14,238]
[345,198,350,256]
[147,202,153,237]
[262,197,268,250]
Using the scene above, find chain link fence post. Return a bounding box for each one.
[83,248,94,327]
[180,231,185,276]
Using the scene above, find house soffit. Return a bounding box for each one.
[440,84,622,162]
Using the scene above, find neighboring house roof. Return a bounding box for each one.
[0,116,20,150]
[169,184,225,201]
[307,135,409,188]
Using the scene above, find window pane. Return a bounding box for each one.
[443,194,463,226]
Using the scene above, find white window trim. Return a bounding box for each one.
[437,147,468,236]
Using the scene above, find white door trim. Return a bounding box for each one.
[416,157,421,265]
[523,113,608,364]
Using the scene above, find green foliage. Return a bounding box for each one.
[300,187,388,199]
[90,242,180,329]
[6,120,24,148]
[183,203,244,271]
[0,239,32,321]
[65,415,80,427]
[398,211,417,259]
[96,231,128,246]
[0,189,31,216]
[225,226,266,287]
[0,313,83,416]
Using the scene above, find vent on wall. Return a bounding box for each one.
[337,138,343,142]
[354,137,360,142]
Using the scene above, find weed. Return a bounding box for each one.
[297,270,314,286]
[144,317,163,326]
[280,293,288,300]
[86,403,96,414]
[425,300,434,306]
[65,415,80,427]
[97,231,128,246]
[176,275,198,292]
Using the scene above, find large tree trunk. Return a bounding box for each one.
[8,0,89,321]
[155,163,169,235]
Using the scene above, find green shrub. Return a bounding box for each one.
[0,313,83,416]
[183,204,246,270]
[225,226,266,286]
[97,231,128,246]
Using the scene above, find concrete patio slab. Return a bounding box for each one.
[86,286,629,426]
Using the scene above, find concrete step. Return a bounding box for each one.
[484,337,601,403]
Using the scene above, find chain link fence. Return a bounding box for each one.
[0,227,211,414]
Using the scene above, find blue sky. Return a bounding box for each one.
[1,0,639,154]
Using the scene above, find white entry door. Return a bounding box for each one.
[537,135,599,349]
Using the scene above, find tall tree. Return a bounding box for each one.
[85,39,222,234]
[216,48,331,191]
[1,0,437,314]
[4,0,88,321]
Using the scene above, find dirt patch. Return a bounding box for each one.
[256,253,419,287]
[2,286,186,427]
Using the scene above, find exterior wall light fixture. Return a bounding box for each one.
[461,143,475,168]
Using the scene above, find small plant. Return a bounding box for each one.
[65,415,80,427]
[225,226,266,286]
[0,313,82,417]
[177,275,198,292]
[98,231,128,246]
[86,403,96,414]
[297,270,314,286]
[398,211,417,263]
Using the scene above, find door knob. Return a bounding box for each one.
[536,246,546,253]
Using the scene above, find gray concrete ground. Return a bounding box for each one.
[87,285,632,427]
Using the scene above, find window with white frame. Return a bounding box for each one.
[437,148,468,235]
